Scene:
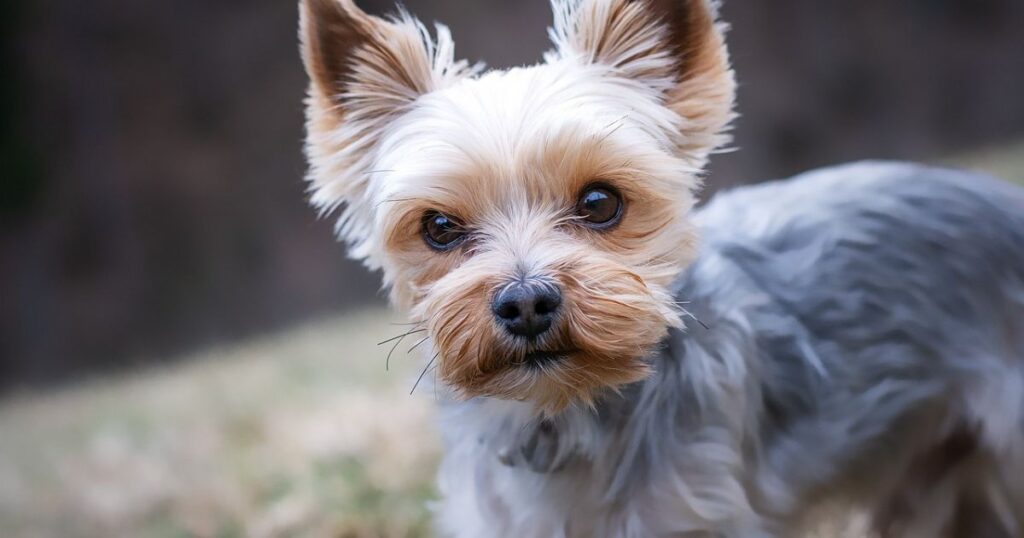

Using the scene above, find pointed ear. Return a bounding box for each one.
[549,0,735,162]
[300,0,458,119]
[298,0,475,265]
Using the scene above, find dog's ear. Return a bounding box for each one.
[548,0,735,162]
[300,0,448,119]
[299,0,474,264]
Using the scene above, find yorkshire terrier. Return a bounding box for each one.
[297,0,1024,536]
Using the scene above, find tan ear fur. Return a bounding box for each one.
[549,0,736,163]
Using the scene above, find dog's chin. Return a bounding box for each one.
[521,349,577,368]
[445,345,655,415]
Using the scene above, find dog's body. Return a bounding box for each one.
[296,0,1024,535]
[436,162,1024,537]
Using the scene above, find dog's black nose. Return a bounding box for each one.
[491,281,561,338]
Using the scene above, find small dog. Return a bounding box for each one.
[297,0,1024,535]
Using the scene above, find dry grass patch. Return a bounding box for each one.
[0,309,440,538]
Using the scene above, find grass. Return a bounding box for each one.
[0,309,441,538]
[0,144,1021,538]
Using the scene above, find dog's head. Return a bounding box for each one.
[299,0,734,411]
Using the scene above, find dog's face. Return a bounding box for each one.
[300,0,734,411]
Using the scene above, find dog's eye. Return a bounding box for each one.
[422,211,466,250]
[576,185,623,228]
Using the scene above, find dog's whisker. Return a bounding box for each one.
[600,111,631,132]
[377,328,425,346]
[376,197,416,209]
[410,352,440,395]
[385,336,406,371]
[596,122,625,144]
[379,327,426,371]
[407,336,430,353]
[678,309,711,330]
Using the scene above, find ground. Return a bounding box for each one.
[0,309,439,538]
[1,147,1020,538]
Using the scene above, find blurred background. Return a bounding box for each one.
[1,0,1023,536]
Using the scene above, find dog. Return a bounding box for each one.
[297,0,1024,535]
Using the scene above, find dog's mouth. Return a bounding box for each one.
[519,349,578,368]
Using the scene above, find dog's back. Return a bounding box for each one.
[685,161,1024,535]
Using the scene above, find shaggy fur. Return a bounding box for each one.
[436,163,1024,537]
[297,0,1024,535]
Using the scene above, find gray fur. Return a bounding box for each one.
[434,162,1024,537]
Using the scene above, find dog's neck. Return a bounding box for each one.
[456,325,699,475]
